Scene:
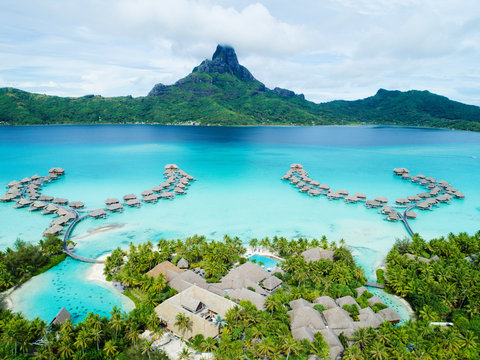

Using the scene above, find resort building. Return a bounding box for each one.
[50,307,71,326]
[154,285,236,339]
[301,247,335,262]
[147,261,184,279]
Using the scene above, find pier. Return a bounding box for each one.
[282,164,465,238]
[2,164,196,264]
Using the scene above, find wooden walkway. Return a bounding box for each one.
[62,212,105,264]
[365,282,385,289]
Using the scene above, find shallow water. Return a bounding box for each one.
[1,125,479,322]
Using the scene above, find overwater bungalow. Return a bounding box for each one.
[454,192,465,199]
[395,198,409,205]
[90,209,107,219]
[290,163,303,170]
[14,198,32,208]
[152,186,163,192]
[20,177,31,184]
[310,180,320,186]
[327,192,340,200]
[393,168,409,175]
[123,193,137,201]
[344,195,357,203]
[416,202,431,210]
[318,184,330,190]
[164,164,178,171]
[418,192,431,199]
[408,195,421,202]
[416,174,426,179]
[381,206,392,214]
[427,183,435,189]
[125,199,141,207]
[337,189,349,196]
[365,200,381,208]
[38,195,53,202]
[142,194,158,203]
[56,208,70,216]
[296,181,306,188]
[141,190,153,197]
[104,198,119,205]
[290,177,300,184]
[69,201,85,209]
[402,173,411,179]
[426,177,436,183]
[374,196,388,203]
[308,189,321,196]
[406,210,417,219]
[107,203,124,212]
[176,183,187,189]
[41,204,58,215]
[159,192,175,199]
[419,179,428,185]
[0,194,15,202]
[43,225,64,236]
[29,201,46,211]
[186,174,195,181]
[53,198,68,205]
[174,187,185,194]
[438,180,450,187]
[387,212,398,221]
[51,215,73,226]
[354,193,367,201]
[49,167,65,175]
[6,180,19,188]
[410,176,419,183]
[436,194,452,202]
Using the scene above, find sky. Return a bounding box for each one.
[1,0,479,105]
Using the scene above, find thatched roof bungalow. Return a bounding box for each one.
[314,296,338,309]
[154,285,236,339]
[50,307,71,326]
[229,288,265,310]
[147,261,183,279]
[177,258,189,269]
[301,248,335,262]
[378,307,401,324]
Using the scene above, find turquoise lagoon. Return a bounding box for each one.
[0,125,479,322]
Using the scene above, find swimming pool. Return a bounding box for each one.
[247,254,280,270]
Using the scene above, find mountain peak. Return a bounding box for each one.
[192,44,255,81]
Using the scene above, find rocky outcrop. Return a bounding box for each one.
[148,83,167,96]
[192,45,255,81]
[274,87,305,100]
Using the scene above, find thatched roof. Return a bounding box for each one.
[141,190,153,197]
[378,307,401,324]
[301,247,335,262]
[262,275,282,291]
[43,225,64,236]
[291,326,315,343]
[104,198,119,205]
[90,209,107,218]
[164,164,179,170]
[314,296,337,309]
[290,298,313,310]
[107,203,124,211]
[147,261,183,279]
[356,307,383,329]
[123,193,137,200]
[367,296,385,307]
[222,262,269,284]
[177,258,189,269]
[38,195,53,201]
[53,197,68,205]
[229,288,266,310]
[69,201,85,208]
[322,307,354,330]
[374,196,388,203]
[126,199,141,206]
[289,307,326,330]
[50,307,71,325]
[154,285,236,339]
[406,211,417,219]
[405,253,430,263]
[355,286,368,297]
[336,296,359,309]
[318,328,344,350]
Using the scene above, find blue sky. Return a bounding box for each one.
[1,0,479,105]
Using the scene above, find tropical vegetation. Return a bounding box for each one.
[0,235,65,291]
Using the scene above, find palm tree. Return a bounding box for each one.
[90,327,103,351]
[178,347,192,360]
[57,340,74,359]
[126,326,140,345]
[369,342,388,360]
[281,336,300,360]
[256,337,275,360]
[74,328,89,356]
[175,313,192,339]
[141,339,153,360]
[103,340,118,359]
[110,313,123,341]
[202,337,217,352]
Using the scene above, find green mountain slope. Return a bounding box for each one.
[1,45,479,130]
